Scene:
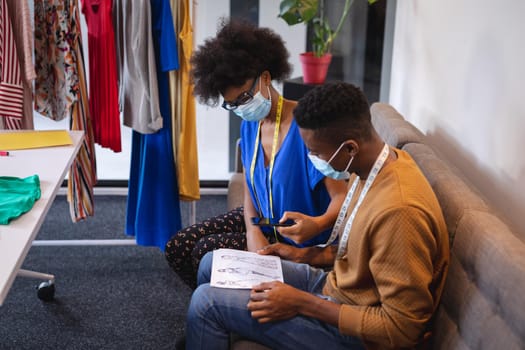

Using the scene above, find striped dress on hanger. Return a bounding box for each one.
[68,0,97,222]
[5,0,35,130]
[0,0,24,130]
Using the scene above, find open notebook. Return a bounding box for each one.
[211,248,284,289]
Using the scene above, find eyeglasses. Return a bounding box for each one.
[222,77,259,111]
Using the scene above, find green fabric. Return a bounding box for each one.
[0,175,41,225]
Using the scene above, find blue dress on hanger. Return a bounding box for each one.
[126,0,181,250]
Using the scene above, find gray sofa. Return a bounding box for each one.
[227,103,525,349]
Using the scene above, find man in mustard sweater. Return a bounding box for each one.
[184,82,450,350]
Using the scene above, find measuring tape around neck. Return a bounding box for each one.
[317,143,391,259]
[249,95,284,227]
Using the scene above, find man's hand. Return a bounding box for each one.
[258,243,337,267]
[247,281,303,323]
[277,211,321,244]
[257,243,306,263]
[249,282,342,327]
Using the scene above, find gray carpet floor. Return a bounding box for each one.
[0,194,227,350]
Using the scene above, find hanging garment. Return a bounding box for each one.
[0,175,41,225]
[0,0,24,130]
[113,0,163,134]
[81,0,121,152]
[34,0,78,121]
[169,0,200,201]
[33,0,97,222]
[68,0,97,222]
[125,0,181,250]
[5,0,35,130]
[168,0,181,157]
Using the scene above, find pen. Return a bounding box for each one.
[0,150,9,156]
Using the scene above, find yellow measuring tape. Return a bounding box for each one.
[249,95,284,241]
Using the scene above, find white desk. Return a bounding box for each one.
[0,131,84,306]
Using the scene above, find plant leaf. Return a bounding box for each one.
[278,0,318,25]
[279,0,296,13]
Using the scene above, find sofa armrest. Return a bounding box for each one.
[227,139,244,210]
[371,103,426,148]
[227,173,244,211]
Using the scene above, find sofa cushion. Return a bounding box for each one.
[371,103,426,147]
[402,143,489,246]
[432,210,525,350]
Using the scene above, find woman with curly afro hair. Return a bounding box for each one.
[164,18,347,288]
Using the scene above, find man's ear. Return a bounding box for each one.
[342,140,358,157]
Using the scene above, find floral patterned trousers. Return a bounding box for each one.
[165,207,249,289]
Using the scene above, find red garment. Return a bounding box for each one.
[81,0,121,152]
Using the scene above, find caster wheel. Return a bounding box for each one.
[37,280,55,301]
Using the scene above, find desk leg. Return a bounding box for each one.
[17,269,55,281]
[17,269,55,301]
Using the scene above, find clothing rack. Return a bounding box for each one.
[28,0,199,250]
[0,0,201,253]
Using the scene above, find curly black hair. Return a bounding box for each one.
[190,18,292,106]
[293,82,372,144]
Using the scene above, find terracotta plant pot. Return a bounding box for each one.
[300,52,333,84]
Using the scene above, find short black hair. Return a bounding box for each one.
[190,18,292,106]
[293,82,372,144]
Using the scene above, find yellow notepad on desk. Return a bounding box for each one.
[0,130,72,150]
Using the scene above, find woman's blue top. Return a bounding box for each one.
[240,119,332,247]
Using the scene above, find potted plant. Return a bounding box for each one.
[279,0,374,84]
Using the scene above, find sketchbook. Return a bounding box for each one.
[210,248,284,289]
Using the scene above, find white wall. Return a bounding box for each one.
[389,0,525,236]
[194,0,306,180]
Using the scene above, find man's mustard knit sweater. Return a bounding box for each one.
[323,149,450,349]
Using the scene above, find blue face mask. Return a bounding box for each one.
[307,142,353,180]
[233,82,271,122]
